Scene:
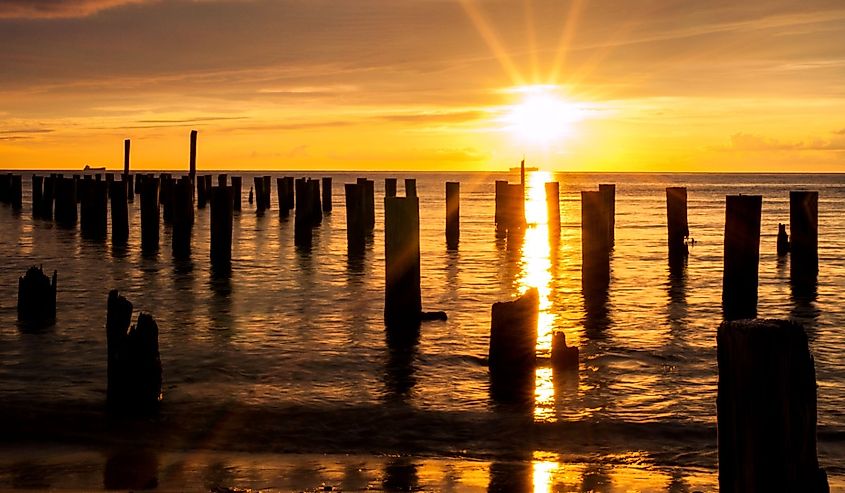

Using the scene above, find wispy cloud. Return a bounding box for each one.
[0,0,150,19]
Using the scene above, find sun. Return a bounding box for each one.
[502,85,584,146]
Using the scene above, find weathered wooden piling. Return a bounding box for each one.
[231,176,242,212]
[284,177,295,210]
[41,175,54,220]
[666,187,689,262]
[722,195,762,321]
[10,174,22,211]
[385,178,397,198]
[140,176,160,254]
[81,180,108,240]
[171,177,193,259]
[196,175,208,209]
[445,181,460,249]
[322,177,332,213]
[581,191,611,290]
[210,185,234,266]
[545,182,560,231]
[54,177,78,227]
[599,183,615,245]
[189,130,197,187]
[106,290,162,410]
[385,194,422,325]
[495,182,525,234]
[0,173,10,203]
[17,266,57,327]
[276,177,289,219]
[253,176,264,214]
[262,176,272,210]
[777,223,790,256]
[310,178,322,225]
[124,139,133,203]
[357,178,375,230]
[345,183,366,253]
[134,174,142,196]
[160,174,174,223]
[494,180,506,228]
[123,138,131,176]
[717,319,828,492]
[217,174,227,187]
[404,178,417,198]
[32,175,43,218]
[204,175,213,205]
[248,186,254,206]
[790,191,818,282]
[551,331,578,371]
[294,178,313,248]
[110,179,129,246]
[488,288,538,401]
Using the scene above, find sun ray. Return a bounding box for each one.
[547,0,585,84]
[458,0,526,86]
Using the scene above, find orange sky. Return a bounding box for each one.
[0,0,843,172]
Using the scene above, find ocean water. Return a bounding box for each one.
[0,171,844,491]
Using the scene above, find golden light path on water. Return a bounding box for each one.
[513,170,559,423]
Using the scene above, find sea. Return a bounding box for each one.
[0,171,843,492]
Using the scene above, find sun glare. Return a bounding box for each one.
[503,85,583,145]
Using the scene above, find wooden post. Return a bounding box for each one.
[210,185,233,266]
[205,175,213,207]
[217,174,227,187]
[160,174,173,224]
[106,290,162,410]
[123,139,130,176]
[17,266,57,328]
[599,183,615,245]
[81,180,108,240]
[134,174,142,196]
[189,130,197,187]
[505,183,525,232]
[55,177,78,227]
[488,288,538,401]
[171,177,193,259]
[32,175,43,218]
[717,319,828,492]
[345,183,366,254]
[666,187,689,264]
[110,179,129,247]
[385,178,397,198]
[41,175,54,220]
[722,195,762,321]
[262,176,271,210]
[445,181,460,249]
[231,176,242,212]
[0,173,9,203]
[284,177,295,210]
[384,195,422,326]
[404,178,416,198]
[365,179,375,230]
[276,177,289,219]
[777,223,790,256]
[581,191,610,291]
[790,191,818,284]
[494,180,507,231]
[545,182,560,231]
[196,175,208,209]
[322,177,332,213]
[253,176,264,214]
[294,178,312,248]
[10,174,22,211]
[310,178,322,225]
[140,176,160,254]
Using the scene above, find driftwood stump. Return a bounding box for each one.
[488,288,538,401]
[17,266,57,327]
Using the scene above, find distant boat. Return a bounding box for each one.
[509,166,539,172]
[83,165,106,172]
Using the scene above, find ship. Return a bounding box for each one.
[83,164,106,172]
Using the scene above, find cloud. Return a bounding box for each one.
[715,131,845,152]
[0,128,54,140]
[376,110,487,125]
[0,0,150,18]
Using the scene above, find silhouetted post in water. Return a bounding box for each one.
[345,182,366,253]
[231,176,242,212]
[210,185,233,266]
[385,178,397,198]
[494,180,507,231]
[497,183,526,235]
[384,192,446,327]
[276,177,289,219]
[73,175,81,203]
[310,178,322,224]
[106,290,162,410]
[599,184,615,245]
[17,266,57,327]
[262,175,272,210]
[294,178,313,248]
[110,180,129,247]
[81,180,108,240]
[445,181,460,249]
[10,174,22,211]
[204,175,213,205]
[32,175,43,218]
[196,175,207,209]
[160,174,173,224]
[551,331,578,371]
[134,174,142,196]
[581,191,611,291]
[545,182,560,231]
[217,174,227,187]
[189,130,197,187]
[54,177,77,227]
[790,191,818,284]
[666,187,689,264]
[284,177,295,210]
[124,139,133,203]
[248,186,254,206]
[253,177,264,214]
[171,177,193,259]
[777,223,790,256]
[722,195,762,321]
[0,173,9,203]
[357,178,375,230]
[404,178,416,198]
[322,176,332,213]
[140,176,160,254]
[488,288,538,401]
[717,319,828,492]
[41,175,54,220]
[105,174,114,200]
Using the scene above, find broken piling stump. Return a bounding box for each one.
[488,288,538,401]
[17,266,57,328]
[445,181,460,249]
[722,195,762,320]
[717,319,828,492]
[310,178,322,225]
[551,331,578,371]
[106,290,162,410]
[777,223,790,256]
[81,179,108,240]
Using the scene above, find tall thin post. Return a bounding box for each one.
[445,181,460,249]
[666,187,689,265]
[140,176,160,254]
[722,195,762,320]
[210,185,233,266]
[790,191,818,284]
[322,177,332,213]
[172,177,193,259]
[189,130,197,187]
[545,182,560,231]
[231,176,242,212]
[384,195,422,326]
[599,184,615,245]
[581,191,610,291]
[385,178,397,198]
[110,179,129,247]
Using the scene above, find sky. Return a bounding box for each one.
[0,0,843,172]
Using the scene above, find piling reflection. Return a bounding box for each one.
[488,460,532,492]
[790,276,820,337]
[383,324,420,402]
[383,457,419,492]
[103,449,159,490]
